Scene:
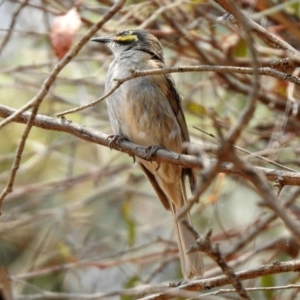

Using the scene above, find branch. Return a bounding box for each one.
[0,0,125,129]
[1,104,300,186]
[0,0,126,210]
[214,0,299,55]
[0,0,29,55]
[185,225,250,299]
[142,260,300,300]
[56,65,300,117]
[12,259,300,299]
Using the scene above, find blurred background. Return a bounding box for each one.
[1,0,300,299]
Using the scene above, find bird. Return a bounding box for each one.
[92,29,203,279]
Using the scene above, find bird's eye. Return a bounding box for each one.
[115,30,138,43]
[116,30,131,37]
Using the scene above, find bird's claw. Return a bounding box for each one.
[168,280,188,287]
[107,135,136,163]
[145,145,163,160]
[145,145,164,171]
[107,134,123,149]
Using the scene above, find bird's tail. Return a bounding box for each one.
[171,205,203,279]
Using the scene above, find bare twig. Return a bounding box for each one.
[55,65,300,117]
[11,260,300,300]
[0,0,126,210]
[139,260,300,300]
[185,225,251,299]
[0,0,29,55]
[2,105,300,186]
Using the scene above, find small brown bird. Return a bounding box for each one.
[92,29,203,279]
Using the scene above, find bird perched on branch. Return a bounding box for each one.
[92,29,203,279]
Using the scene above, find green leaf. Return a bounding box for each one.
[234,39,247,57]
[186,101,207,116]
[122,200,136,247]
[121,275,140,300]
[289,2,300,15]
[260,275,275,299]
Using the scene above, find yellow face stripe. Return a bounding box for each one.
[115,34,138,42]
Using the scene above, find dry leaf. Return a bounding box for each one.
[50,7,81,59]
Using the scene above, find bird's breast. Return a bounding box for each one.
[106,70,182,151]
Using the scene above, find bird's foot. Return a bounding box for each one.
[145,145,164,171]
[145,144,163,160]
[168,280,188,287]
[107,134,125,149]
[107,135,135,163]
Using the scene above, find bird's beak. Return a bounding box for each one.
[91,36,113,44]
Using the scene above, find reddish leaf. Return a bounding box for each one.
[50,7,81,59]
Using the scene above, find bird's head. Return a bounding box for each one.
[91,29,164,62]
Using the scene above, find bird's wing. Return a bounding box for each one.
[157,68,197,192]
[163,74,190,143]
[152,61,190,142]
[138,161,170,210]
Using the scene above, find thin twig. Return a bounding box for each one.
[139,260,300,300]
[55,65,300,117]
[0,0,29,55]
[184,225,251,300]
[2,105,300,185]
[215,0,299,55]
[0,0,126,210]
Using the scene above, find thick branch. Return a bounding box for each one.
[1,104,300,186]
